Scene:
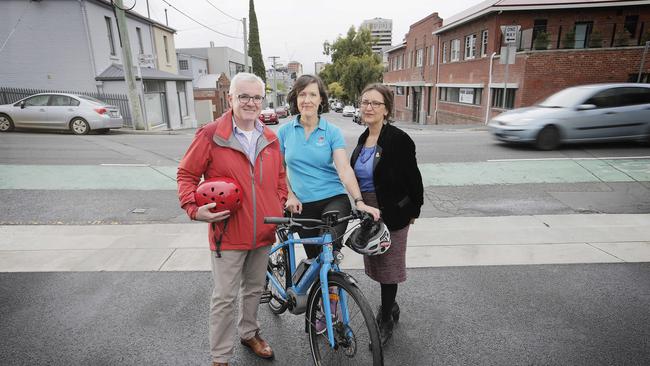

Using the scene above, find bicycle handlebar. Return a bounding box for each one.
[264,210,370,228]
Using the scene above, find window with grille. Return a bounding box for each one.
[465,34,477,59]
[491,88,516,109]
[179,60,189,70]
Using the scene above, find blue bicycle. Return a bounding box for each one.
[262,210,383,365]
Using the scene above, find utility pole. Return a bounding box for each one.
[269,56,279,108]
[113,0,146,130]
[243,18,249,72]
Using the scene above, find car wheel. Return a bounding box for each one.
[0,114,14,132]
[70,117,90,135]
[536,125,560,150]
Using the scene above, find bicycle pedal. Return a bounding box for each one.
[259,291,272,304]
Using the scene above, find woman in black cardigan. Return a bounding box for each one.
[350,83,424,346]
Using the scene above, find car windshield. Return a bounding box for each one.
[537,87,595,108]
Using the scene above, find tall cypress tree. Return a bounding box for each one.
[248,0,266,83]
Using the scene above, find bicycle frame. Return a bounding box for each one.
[266,229,352,348]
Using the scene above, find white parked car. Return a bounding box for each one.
[0,93,123,135]
[342,105,356,117]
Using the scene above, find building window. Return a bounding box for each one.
[163,35,171,64]
[406,88,410,108]
[624,15,639,36]
[491,88,517,109]
[442,42,447,63]
[177,81,188,117]
[416,48,424,67]
[395,86,404,95]
[532,19,548,45]
[464,34,476,60]
[481,30,488,57]
[430,45,435,65]
[451,39,460,62]
[136,27,144,54]
[574,22,592,49]
[439,87,482,105]
[406,51,411,69]
[105,17,116,56]
[179,60,189,70]
[400,54,404,69]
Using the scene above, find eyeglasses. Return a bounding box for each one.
[237,94,264,104]
[360,100,385,109]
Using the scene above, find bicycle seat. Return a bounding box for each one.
[321,210,339,226]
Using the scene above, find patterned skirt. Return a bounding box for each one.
[361,192,409,284]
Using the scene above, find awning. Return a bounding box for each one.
[96,64,193,81]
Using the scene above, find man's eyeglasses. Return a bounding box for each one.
[360,100,385,109]
[237,94,264,104]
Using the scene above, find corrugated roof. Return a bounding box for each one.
[96,64,192,81]
[195,74,222,89]
[435,0,649,34]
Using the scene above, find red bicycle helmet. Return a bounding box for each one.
[194,177,243,213]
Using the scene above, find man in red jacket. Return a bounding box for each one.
[177,72,287,366]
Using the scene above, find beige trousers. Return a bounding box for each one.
[209,245,269,363]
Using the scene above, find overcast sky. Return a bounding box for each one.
[131,0,486,74]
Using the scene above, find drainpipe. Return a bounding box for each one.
[433,34,441,124]
[485,52,497,124]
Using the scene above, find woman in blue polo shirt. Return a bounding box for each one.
[277,74,380,260]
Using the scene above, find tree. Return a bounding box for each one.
[320,26,382,103]
[327,82,345,101]
[248,0,265,83]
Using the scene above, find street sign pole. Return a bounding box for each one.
[500,25,519,109]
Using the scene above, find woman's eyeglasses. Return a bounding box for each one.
[359,100,385,109]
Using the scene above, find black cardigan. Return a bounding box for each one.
[350,123,424,231]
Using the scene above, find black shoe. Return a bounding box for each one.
[377,316,394,346]
[376,302,400,324]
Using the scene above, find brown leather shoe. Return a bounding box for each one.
[212,362,228,366]
[240,331,274,359]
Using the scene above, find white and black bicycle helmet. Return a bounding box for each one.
[345,219,391,256]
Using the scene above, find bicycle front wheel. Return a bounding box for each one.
[307,272,383,366]
[266,247,289,314]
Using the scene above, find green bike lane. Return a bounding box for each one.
[1,158,648,190]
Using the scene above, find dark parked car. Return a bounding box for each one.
[488,83,650,150]
[0,93,123,135]
[258,108,279,125]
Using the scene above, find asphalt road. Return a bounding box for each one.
[1,264,649,366]
[1,113,648,224]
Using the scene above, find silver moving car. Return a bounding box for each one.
[0,93,123,135]
[488,83,650,150]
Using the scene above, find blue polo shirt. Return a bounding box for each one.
[278,117,347,203]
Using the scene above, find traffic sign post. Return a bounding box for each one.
[499,25,520,109]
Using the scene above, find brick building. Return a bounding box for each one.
[383,13,443,124]
[384,0,650,124]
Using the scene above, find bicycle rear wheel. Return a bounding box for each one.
[265,230,291,314]
[307,272,383,366]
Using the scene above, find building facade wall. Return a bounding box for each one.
[384,13,443,124]
[0,0,95,91]
[433,4,650,124]
[152,26,178,74]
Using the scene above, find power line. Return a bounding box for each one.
[204,0,240,22]
[159,0,241,39]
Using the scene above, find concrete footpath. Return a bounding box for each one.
[1,213,649,272]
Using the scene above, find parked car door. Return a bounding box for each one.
[47,95,80,128]
[11,95,51,128]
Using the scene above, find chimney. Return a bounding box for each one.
[210,41,214,48]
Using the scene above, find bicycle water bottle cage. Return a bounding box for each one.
[321,210,339,226]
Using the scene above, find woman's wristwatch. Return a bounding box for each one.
[354,197,364,204]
